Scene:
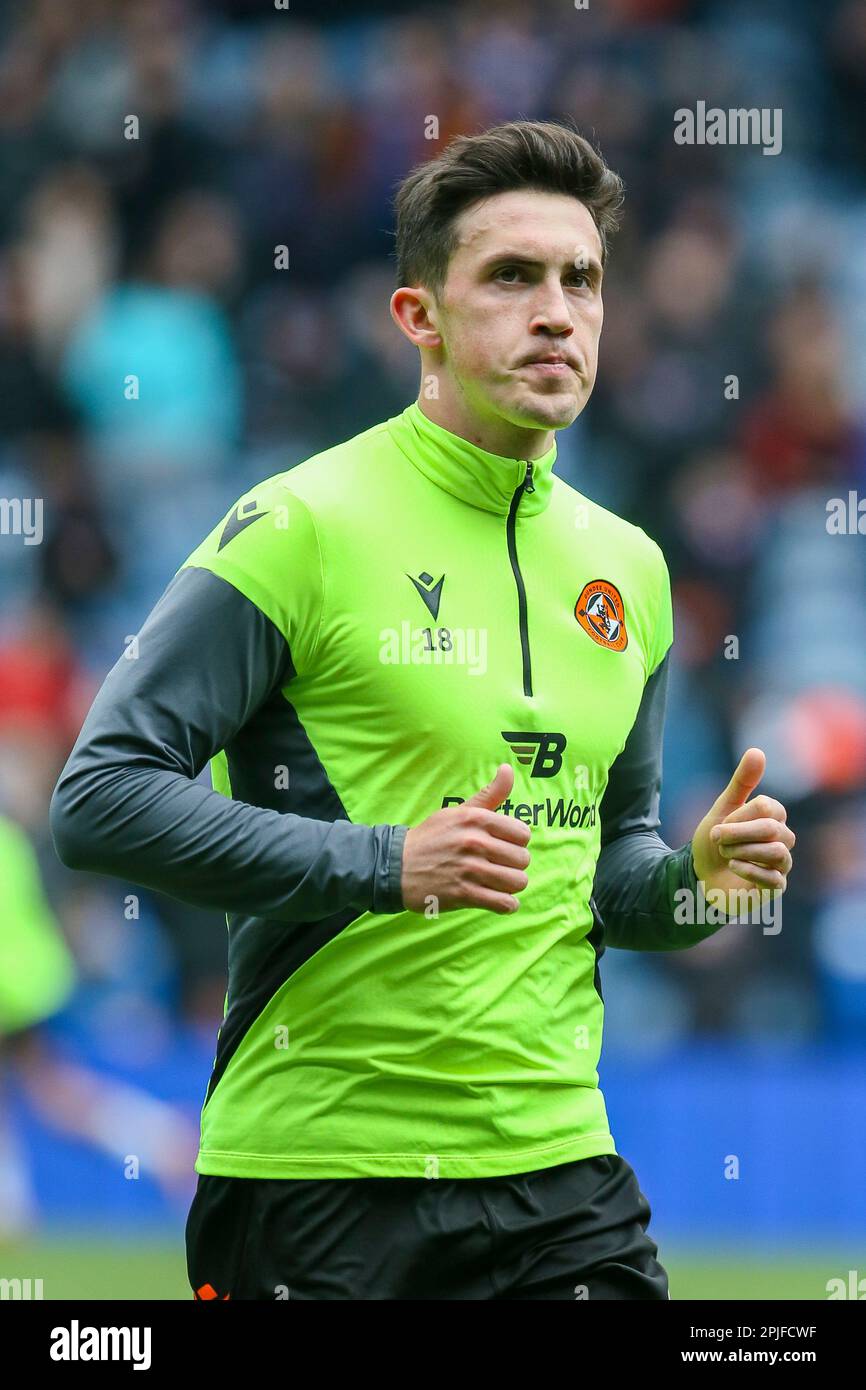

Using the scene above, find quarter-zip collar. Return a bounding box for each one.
[387,400,557,516]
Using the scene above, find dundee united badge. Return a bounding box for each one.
[574,580,628,651]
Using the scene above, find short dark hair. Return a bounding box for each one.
[392,119,624,296]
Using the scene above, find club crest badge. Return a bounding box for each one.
[575,580,628,651]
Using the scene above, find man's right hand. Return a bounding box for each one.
[400,763,531,915]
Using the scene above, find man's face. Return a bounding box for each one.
[430,188,605,432]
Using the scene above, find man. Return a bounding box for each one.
[50,119,795,1300]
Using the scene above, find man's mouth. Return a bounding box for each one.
[521,358,577,376]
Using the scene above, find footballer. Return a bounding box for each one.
[50,119,795,1300]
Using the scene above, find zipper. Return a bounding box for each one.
[506,460,534,697]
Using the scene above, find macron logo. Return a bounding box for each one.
[218,501,269,551]
[50,1320,151,1371]
[407,571,445,620]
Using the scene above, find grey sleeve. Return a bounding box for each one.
[49,566,408,922]
[591,652,724,950]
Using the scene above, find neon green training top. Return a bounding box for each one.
[51,400,711,1179]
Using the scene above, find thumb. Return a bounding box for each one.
[709,747,767,822]
[465,763,514,811]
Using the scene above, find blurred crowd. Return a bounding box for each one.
[2,0,866,1213]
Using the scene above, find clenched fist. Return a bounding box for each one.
[401,763,532,915]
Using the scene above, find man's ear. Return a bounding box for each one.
[390,286,443,350]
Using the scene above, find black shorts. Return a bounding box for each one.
[186,1151,669,1300]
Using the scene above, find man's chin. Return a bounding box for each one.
[512,393,583,431]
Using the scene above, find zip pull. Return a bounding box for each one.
[524,460,535,493]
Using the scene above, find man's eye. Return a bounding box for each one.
[567,272,591,288]
[495,266,523,282]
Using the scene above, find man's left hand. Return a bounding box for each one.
[690,747,795,902]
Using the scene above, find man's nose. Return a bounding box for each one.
[530,281,574,336]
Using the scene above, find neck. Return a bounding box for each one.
[387,398,558,516]
[415,393,555,461]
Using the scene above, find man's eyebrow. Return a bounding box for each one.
[478,251,603,275]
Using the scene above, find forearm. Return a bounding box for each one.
[593,830,724,950]
[50,758,407,921]
[592,638,728,951]
[49,566,408,922]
